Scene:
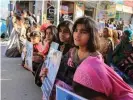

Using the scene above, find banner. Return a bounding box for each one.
[41,43,62,100]
[124,0,133,7]
[107,5,116,18]
[75,1,84,20]
[56,86,88,100]
[110,0,123,4]
[25,41,33,71]
[8,3,13,11]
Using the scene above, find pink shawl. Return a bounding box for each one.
[73,56,133,100]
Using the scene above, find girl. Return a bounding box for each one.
[71,18,133,100]
[39,20,74,83]
[57,20,74,55]
[35,25,59,87]
[21,27,32,67]
[40,20,74,84]
[30,31,44,74]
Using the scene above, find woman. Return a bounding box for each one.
[5,14,26,57]
[101,28,114,66]
[112,29,133,80]
[112,30,120,48]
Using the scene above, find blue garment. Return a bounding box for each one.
[8,16,13,36]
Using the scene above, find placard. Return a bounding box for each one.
[25,41,33,71]
[41,48,62,100]
[56,86,88,100]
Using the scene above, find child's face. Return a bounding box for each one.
[59,26,70,43]
[16,19,22,26]
[30,36,40,44]
[73,24,89,47]
[45,28,53,41]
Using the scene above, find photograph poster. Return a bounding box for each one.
[41,48,62,100]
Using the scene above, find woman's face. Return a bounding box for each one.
[45,28,53,41]
[103,29,108,37]
[59,26,70,43]
[121,32,127,40]
[73,24,89,47]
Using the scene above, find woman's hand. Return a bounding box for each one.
[67,58,74,67]
[39,68,48,82]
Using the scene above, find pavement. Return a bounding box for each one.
[1,42,42,100]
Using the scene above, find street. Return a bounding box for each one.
[1,43,42,100]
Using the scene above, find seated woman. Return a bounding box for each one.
[112,29,133,80]
[112,30,120,48]
[100,28,114,66]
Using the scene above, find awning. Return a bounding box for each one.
[116,4,123,11]
[122,5,133,13]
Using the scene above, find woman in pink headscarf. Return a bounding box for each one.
[73,55,133,100]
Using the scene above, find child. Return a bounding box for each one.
[35,25,59,87]
[22,27,32,68]
[30,31,44,74]
[40,20,74,82]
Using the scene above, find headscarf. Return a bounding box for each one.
[124,29,133,42]
[73,56,133,100]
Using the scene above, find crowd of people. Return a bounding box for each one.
[5,10,133,100]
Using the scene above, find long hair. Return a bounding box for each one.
[73,16,100,52]
[44,25,59,43]
[57,20,74,45]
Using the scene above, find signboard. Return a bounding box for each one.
[8,3,13,11]
[75,1,84,20]
[47,4,55,20]
[110,0,123,4]
[97,10,108,20]
[41,47,62,100]
[107,5,116,18]
[60,13,73,22]
[124,0,133,7]
[56,86,88,100]
[25,41,33,71]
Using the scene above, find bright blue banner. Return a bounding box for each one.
[56,86,88,100]
[111,0,123,4]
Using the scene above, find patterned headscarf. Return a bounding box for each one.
[73,56,133,100]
